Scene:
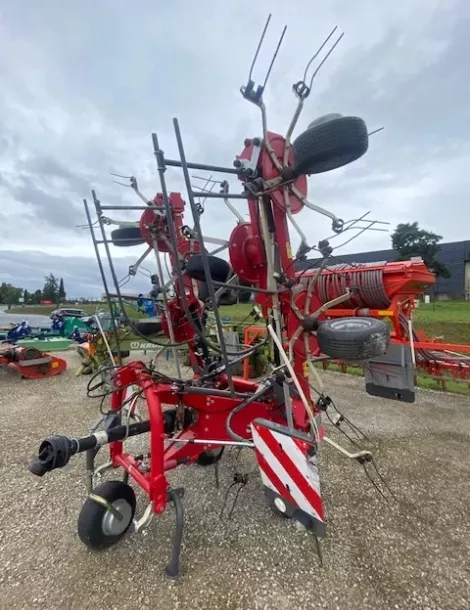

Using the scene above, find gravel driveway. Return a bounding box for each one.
[0,350,469,610]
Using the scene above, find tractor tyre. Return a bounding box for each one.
[77,480,136,550]
[316,317,389,361]
[293,115,369,175]
[111,227,145,248]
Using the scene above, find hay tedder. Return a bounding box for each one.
[29,17,441,577]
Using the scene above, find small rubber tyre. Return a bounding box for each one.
[111,227,145,248]
[316,317,389,361]
[197,447,225,466]
[185,254,231,283]
[269,498,290,520]
[198,280,251,306]
[133,317,162,336]
[293,115,369,175]
[77,480,136,550]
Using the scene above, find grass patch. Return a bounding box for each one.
[316,361,470,396]
[413,301,470,344]
[10,301,470,342]
[9,303,143,319]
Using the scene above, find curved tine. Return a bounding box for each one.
[192,175,221,185]
[309,32,344,89]
[302,26,338,82]
[263,25,287,88]
[110,172,132,180]
[137,267,152,279]
[118,275,131,288]
[325,212,371,241]
[332,221,377,251]
[368,127,384,137]
[248,14,272,82]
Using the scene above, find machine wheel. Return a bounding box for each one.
[197,447,225,466]
[316,317,389,361]
[266,492,291,519]
[185,254,231,283]
[77,480,136,550]
[293,115,368,175]
[198,280,252,306]
[111,227,145,247]
[133,318,162,336]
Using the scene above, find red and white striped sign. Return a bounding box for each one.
[251,420,325,531]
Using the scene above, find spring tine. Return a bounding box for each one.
[302,25,338,82]
[370,459,398,502]
[220,481,238,520]
[112,180,132,188]
[362,464,389,502]
[262,25,287,88]
[308,31,344,88]
[110,172,132,180]
[227,483,245,520]
[368,127,384,137]
[192,175,221,185]
[248,14,272,83]
[332,222,376,251]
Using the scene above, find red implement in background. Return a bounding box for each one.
[0,346,67,379]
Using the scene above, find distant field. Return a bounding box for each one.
[9,300,470,341]
[413,301,470,344]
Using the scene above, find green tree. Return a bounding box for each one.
[58,277,66,302]
[32,289,42,305]
[23,289,30,304]
[391,222,451,278]
[0,282,22,308]
[42,273,59,302]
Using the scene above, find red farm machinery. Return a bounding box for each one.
[28,15,467,579]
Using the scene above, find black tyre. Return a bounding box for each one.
[133,317,162,336]
[293,115,369,175]
[196,447,224,466]
[77,480,136,550]
[111,227,145,248]
[316,317,389,360]
[185,255,230,283]
[198,280,252,306]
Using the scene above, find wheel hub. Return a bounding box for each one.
[101,499,133,536]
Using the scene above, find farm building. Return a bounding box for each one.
[298,240,470,300]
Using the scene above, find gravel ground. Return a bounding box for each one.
[0,350,469,610]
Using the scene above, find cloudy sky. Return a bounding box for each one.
[0,0,468,297]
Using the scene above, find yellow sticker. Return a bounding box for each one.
[302,361,309,377]
[286,242,292,259]
[377,310,393,317]
[51,361,59,368]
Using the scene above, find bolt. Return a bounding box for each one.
[244,138,252,147]
[233,159,242,168]
[253,137,261,146]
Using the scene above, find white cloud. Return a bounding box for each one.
[0,0,468,294]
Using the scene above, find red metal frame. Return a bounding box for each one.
[97,129,470,525]
[109,362,289,514]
